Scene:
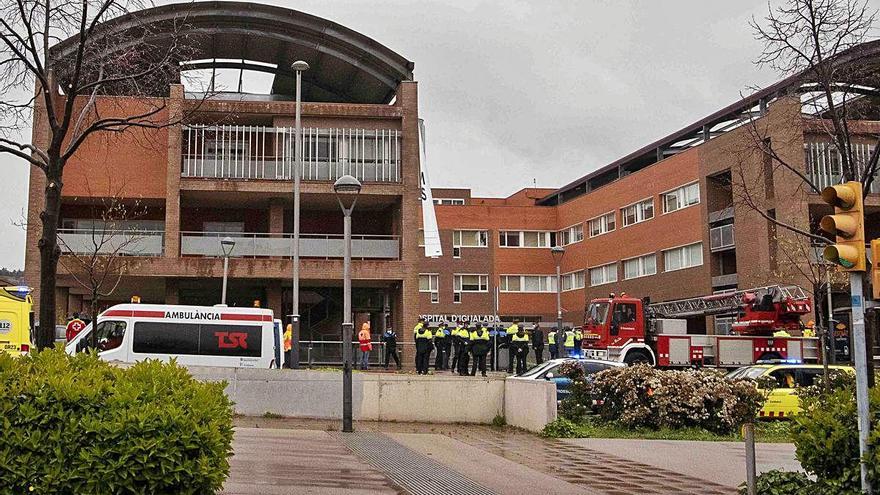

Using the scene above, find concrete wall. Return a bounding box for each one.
[187,367,556,431]
[504,377,557,432]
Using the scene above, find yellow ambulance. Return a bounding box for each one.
[0,286,34,355]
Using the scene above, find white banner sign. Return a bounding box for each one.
[418,119,442,258]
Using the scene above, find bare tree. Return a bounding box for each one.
[0,0,202,349]
[57,181,148,347]
[735,0,880,241]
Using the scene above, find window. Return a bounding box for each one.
[454,274,488,303]
[453,230,488,248]
[662,183,700,213]
[202,221,244,233]
[710,224,735,251]
[589,212,616,237]
[621,199,654,227]
[417,229,425,247]
[562,271,586,291]
[76,320,127,353]
[499,275,557,293]
[556,224,584,246]
[715,316,734,335]
[589,263,618,286]
[133,322,262,357]
[499,231,552,248]
[663,243,704,272]
[433,198,465,205]
[419,274,439,303]
[623,254,657,280]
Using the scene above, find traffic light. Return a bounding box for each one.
[872,239,880,300]
[820,181,866,271]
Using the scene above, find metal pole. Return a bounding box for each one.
[828,268,836,364]
[556,262,563,358]
[851,273,872,495]
[221,255,229,305]
[291,67,303,369]
[744,422,757,495]
[342,210,353,433]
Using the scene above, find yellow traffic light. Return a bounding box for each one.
[821,181,865,271]
[872,239,880,300]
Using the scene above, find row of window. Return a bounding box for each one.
[420,244,702,302]
[420,181,701,254]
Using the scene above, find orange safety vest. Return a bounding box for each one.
[283,324,293,352]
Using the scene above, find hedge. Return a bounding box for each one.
[0,349,234,494]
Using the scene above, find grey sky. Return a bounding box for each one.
[1,0,868,269]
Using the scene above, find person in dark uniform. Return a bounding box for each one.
[510,327,530,375]
[531,323,544,365]
[414,318,433,375]
[433,322,448,370]
[548,327,558,360]
[505,320,520,373]
[458,325,472,376]
[470,325,491,377]
[450,320,466,371]
[382,327,401,369]
[442,323,453,370]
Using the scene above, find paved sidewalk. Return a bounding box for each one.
[564,438,799,489]
[226,418,797,495]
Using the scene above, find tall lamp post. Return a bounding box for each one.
[290,60,309,369]
[333,174,362,433]
[220,237,235,305]
[551,246,565,357]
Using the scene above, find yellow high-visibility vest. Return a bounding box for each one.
[435,327,447,338]
[472,330,489,341]
[548,332,556,344]
[511,333,529,342]
[506,324,519,335]
[564,331,575,348]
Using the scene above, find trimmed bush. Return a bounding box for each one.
[0,349,234,494]
[562,364,763,434]
[738,470,813,495]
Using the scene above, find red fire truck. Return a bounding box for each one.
[580,285,819,368]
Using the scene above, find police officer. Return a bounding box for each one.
[382,326,401,369]
[510,327,529,375]
[574,328,583,357]
[434,322,448,370]
[442,322,453,370]
[505,320,521,373]
[458,325,472,376]
[563,326,576,357]
[531,323,544,365]
[451,320,466,371]
[548,326,558,360]
[470,325,491,377]
[414,318,433,375]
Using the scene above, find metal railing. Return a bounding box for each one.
[57,229,165,256]
[804,141,879,192]
[180,231,400,260]
[181,125,401,183]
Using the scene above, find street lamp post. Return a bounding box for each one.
[333,175,362,433]
[220,237,235,305]
[290,60,309,369]
[551,246,565,358]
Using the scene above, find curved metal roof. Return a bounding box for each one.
[51,1,414,103]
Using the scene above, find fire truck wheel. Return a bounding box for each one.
[623,350,653,366]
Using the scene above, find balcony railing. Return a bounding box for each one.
[805,141,879,192]
[58,229,165,256]
[181,125,401,183]
[180,232,400,260]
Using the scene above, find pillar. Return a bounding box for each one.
[269,200,284,237]
[267,280,282,314]
[164,84,184,258]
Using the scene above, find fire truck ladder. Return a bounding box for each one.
[648,285,808,319]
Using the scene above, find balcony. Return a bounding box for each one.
[805,141,879,193]
[181,125,401,183]
[709,224,735,252]
[712,273,738,287]
[58,229,165,256]
[180,232,400,260]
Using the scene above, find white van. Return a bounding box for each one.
[66,303,284,369]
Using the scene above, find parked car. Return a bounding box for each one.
[726,363,854,418]
[513,358,625,401]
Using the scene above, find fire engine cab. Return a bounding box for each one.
[581,285,819,368]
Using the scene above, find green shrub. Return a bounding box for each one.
[492,414,506,427]
[565,364,763,434]
[0,349,234,494]
[541,418,579,438]
[738,470,813,495]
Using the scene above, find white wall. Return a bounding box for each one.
[187,367,556,431]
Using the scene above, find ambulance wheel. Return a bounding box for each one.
[624,350,653,366]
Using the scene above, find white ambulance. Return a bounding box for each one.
[66,303,284,369]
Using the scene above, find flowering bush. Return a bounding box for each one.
[562,364,763,434]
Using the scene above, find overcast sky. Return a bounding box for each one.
[3,0,875,269]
